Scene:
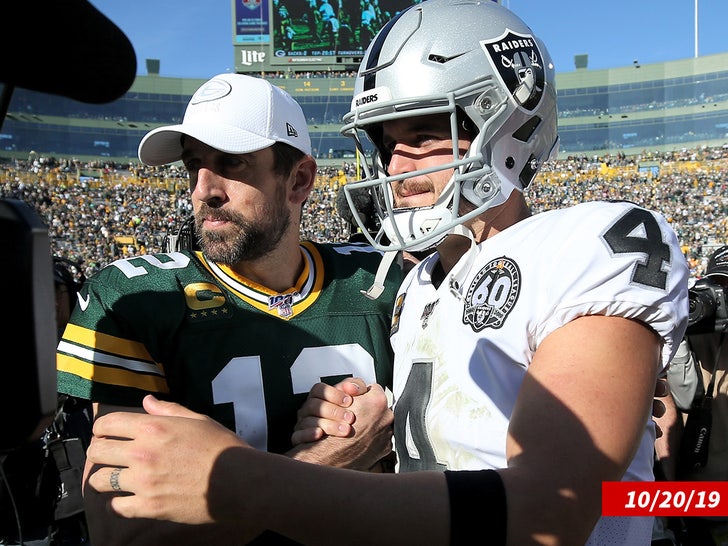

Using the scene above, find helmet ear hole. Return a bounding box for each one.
[512,116,542,142]
[505,157,515,169]
[456,108,478,138]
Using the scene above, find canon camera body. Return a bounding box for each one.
[687,277,728,335]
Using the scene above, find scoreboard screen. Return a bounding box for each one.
[233,0,500,72]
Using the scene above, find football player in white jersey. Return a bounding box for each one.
[84,1,689,545]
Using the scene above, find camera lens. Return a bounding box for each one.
[688,288,716,326]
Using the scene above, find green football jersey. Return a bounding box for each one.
[57,241,401,454]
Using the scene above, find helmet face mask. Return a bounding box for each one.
[341,0,559,253]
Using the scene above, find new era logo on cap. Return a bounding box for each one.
[286,123,298,138]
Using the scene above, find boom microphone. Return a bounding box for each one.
[0,0,137,104]
[336,185,377,231]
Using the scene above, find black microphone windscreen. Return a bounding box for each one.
[0,0,137,104]
[336,185,374,228]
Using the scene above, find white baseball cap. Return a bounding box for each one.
[138,73,311,166]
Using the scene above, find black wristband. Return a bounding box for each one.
[444,469,507,546]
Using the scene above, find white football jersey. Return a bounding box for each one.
[390,201,689,545]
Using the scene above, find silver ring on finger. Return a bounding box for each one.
[110,467,123,492]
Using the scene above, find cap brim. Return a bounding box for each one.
[138,126,186,166]
[138,122,277,166]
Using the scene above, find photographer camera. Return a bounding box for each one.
[663,245,728,546]
[1,257,92,546]
[686,276,728,336]
[0,1,135,543]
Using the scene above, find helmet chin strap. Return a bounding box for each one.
[361,249,402,300]
[447,223,473,239]
[361,223,474,300]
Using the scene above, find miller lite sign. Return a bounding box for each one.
[240,50,266,66]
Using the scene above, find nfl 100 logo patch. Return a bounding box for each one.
[269,293,297,318]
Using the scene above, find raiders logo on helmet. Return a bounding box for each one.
[481,30,546,112]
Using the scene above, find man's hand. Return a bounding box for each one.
[290,378,394,470]
[86,395,249,525]
[292,378,366,443]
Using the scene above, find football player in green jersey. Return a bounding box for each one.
[56,73,401,545]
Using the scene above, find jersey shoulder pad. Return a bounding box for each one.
[88,250,203,293]
[308,241,384,271]
[307,241,403,302]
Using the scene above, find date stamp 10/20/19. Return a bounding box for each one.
[602,481,727,516]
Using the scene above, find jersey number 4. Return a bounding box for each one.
[602,206,671,290]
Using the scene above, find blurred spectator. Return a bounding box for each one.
[1,143,727,278]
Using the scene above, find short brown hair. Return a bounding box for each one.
[271,142,307,176]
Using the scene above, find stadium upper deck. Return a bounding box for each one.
[1,52,727,165]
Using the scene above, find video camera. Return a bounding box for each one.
[686,277,728,335]
[0,0,135,449]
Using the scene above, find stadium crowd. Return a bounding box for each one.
[1,144,727,283]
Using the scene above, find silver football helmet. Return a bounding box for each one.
[341,0,560,252]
